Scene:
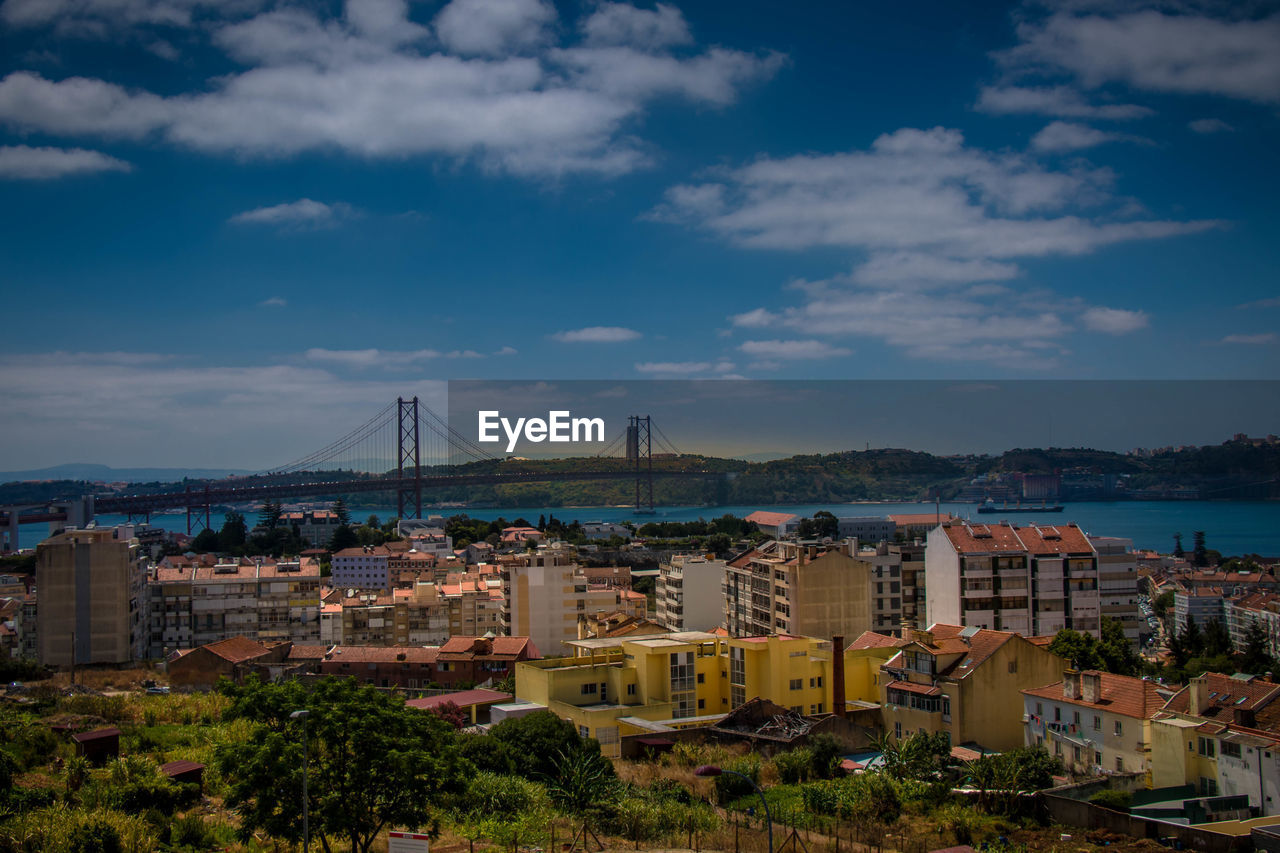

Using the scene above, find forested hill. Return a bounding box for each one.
[2,439,1276,507]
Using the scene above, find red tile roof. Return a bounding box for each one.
[848,631,907,651]
[1022,671,1165,719]
[405,688,512,710]
[322,646,440,663]
[202,636,273,663]
[745,511,799,528]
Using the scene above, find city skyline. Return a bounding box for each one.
[1,0,1277,467]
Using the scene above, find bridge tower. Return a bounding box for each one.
[397,396,423,520]
[628,415,654,513]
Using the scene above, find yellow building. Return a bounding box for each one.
[877,624,1066,752]
[515,630,901,757]
[1022,670,1164,777]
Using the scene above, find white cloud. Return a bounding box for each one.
[654,126,1218,258]
[551,326,642,343]
[0,144,131,179]
[1188,117,1234,133]
[580,2,692,49]
[303,348,441,367]
[976,84,1153,119]
[1000,10,1280,103]
[0,351,447,469]
[1082,306,1149,333]
[0,0,262,34]
[229,199,358,229]
[446,349,483,358]
[1220,333,1277,345]
[0,2,783,179]
[494,345,518,355]
[851,252,1021,286]
[1237,296,1280,309]
[729,307,778,328]
[1031,120,1143,151]
[635,361,713,374]
[259,296,287,307]
[434,0,556,57]
[739,339,851,360]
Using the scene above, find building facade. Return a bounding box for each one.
[1022,670,1164,776]
[36,528,147,666]
[926,521,1139,639]
[656,554,725,632]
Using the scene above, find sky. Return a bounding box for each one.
[0,0,1278,469]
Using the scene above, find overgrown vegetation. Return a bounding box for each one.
[1,673,1103,853]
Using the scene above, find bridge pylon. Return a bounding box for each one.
[397,396,423,520]
[627,415,654,513]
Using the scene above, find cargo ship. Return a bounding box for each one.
[976,498,1064,514]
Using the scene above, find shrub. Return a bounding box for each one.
[807,733,844,779]
[458,734,515,775]
[713,756,760,803]
[774,748,813,785]
[67,815,123,853]
[1089,789,1132,811]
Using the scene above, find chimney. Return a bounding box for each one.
[900,618,915,641]
[832,635,846,718]
[1082,672,1102,705]
[1063,669,1082,701]
[1188,675,1209,717]
[797,543,805,567]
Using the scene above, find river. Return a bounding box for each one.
[21,499,1279,556]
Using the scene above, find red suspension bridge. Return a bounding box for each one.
[1,398,725,542]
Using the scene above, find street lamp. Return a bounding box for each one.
[694,765,772,853]
[290,710,310,853]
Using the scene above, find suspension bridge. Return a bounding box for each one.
[1,398,725,541]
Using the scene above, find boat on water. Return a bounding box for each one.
[976,498,1064,514]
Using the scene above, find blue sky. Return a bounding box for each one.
[0,0,1277,468]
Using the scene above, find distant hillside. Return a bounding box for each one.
[0,463,252,483]
[1,439,1275,507]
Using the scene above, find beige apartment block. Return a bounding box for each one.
[183,556,322,648]
[501,546,645,657]
[656,554,726,632]
[37,528,147,666]
[723,540,903,639]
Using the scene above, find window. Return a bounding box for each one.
[581,682,598,695]
[1008,660,1018,674]
[1054,707,1061,722]
[1073,746,1081,762]
[1115,756,1123,772]
[789,678,803,690]
[698,699,705,709]
[1036,702,1043,716]
[697,672,705,684]
[1073,710,1081,726]
[627,683,636,696]
[1093,715,1102,731]
[1222,741,1242,758]
[1114,720,1123,736]
[895,722,902,739]
[1197,737,1216,758]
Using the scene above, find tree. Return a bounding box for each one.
[258,501,283,531]
[329,524,359,552]
[1048,629,1101,671]
[1203,617,1233,657]
[191,527,220,553]
[1173,532,1184,559]
[332,498,351,526]
[219,511,248,551]
[1241,619,1275,675]
[488,711,599,782]
[217,677,470,853]
[1193,531,1209,567]
[706,532,732,554]
[1097,616,1140,676]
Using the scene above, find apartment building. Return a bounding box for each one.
[877,623,1066,752]
[1150,673,1280,808]
[1227,592,1280,660]
[500,546,645,657]
[316,636,537,689]
[331,545,391,590]
[894,542,926,628]
[1022,670,1165,776]
[723,540,903,639]
[36,528,147,666]
[1089,536,1144,641]
[278,509,341,548]
[1175,586,1227,634]
[656,554,725,631]
[180,557,321,648]
[926,521,1139,638]
[516,631,899,756]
